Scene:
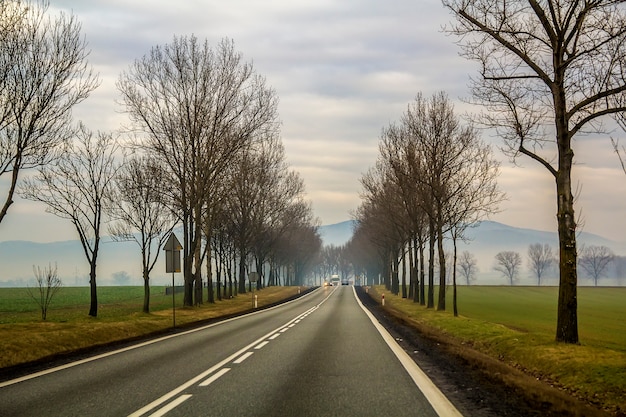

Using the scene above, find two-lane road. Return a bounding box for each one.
[0,286,462,417]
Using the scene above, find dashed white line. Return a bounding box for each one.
[254,341,269,350]
[129,288,335,417]
[148,394,192,417]
[199,368,231,387]
[269,333,280,340]
[233,352,254,364]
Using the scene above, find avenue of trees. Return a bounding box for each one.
[348,92,504,317]
[2,2,320,316]
[443,0,626,343]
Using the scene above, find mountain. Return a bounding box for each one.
[318,220,356,246]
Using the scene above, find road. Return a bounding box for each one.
[0,286,462,417]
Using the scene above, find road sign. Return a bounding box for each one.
[163,233,183,251]
[249,272,259,283]
[164,233,182,273]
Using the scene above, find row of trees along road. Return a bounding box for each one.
[349,92,504,318]
[2,2,321,317]
[443,0,626,343]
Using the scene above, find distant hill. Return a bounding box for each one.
[318,220,356,246]
[0,220,623,286]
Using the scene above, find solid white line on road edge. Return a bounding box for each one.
[199,368,231,387]
[0,287,324,389]
[127,290,336,417]
[148,394,192,417]
[352,287,464,417]
[254,341,269,350]
[233,352,254,364]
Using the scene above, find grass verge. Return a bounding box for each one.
[0,286,304,369]
[367,285,625,416]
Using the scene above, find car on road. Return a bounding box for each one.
[341,278,349,285]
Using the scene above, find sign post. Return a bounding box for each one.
[248,272,259,308]
[164,233,182,328]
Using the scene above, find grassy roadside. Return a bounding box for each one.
[366,285,626,416]
[0,286,304,369]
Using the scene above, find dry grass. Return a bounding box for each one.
[0,286,303,369]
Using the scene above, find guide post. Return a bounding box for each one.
[164,233,182,328]
[249,272,259,308]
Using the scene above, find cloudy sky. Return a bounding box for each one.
[1,0,625,245]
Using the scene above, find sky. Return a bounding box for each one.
[0,0,625,245]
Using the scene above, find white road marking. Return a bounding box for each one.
[148,394,192,417]
[269,333,281,340]
[352,287,464,417]
[199,368,230,387]
[280,328,289,333]
[233,352,254,364]
[128,289,335,417]
[254,341,269,350]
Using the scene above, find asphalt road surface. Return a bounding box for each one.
[0,286,462,417]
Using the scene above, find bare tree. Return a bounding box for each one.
[443,0,626,344]
[117,36,279,307]
[0,0,98,226]
[578,245,615,286]
[20,125,120,317]
[494,251,522,286]
[27,263,62,320]
[108,155,176,313]
[458,251,478,285]
[528,243,555,286]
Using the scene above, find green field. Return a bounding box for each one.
[370,285,626,415]
[0,286,179,323]
[0,285,301,369]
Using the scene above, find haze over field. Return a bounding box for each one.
[1,220,623,287]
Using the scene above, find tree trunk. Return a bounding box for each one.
[143,267,150,314]
[553,71,579,344]
[401,244,407,298]
[452,235,458,317]
[555,142,579,343]
[88,261,98,317]
[427,218,435,309]
[238,247,247,294]
[419,242,425,306]
[437,221,446,311]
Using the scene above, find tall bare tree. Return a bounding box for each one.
[443,0,626,343]
[578,244,615,286]
[20,125,120,317]
[108,155,176,313]
[494,251,522,286]
[0,0,98,226]
[117,37,279,306]
[528,243,555,286]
